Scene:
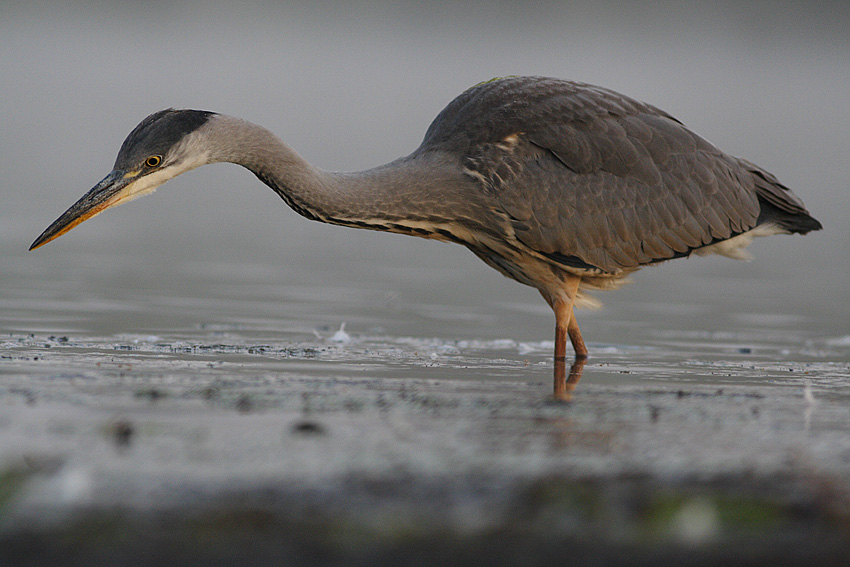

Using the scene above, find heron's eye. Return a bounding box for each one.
[145,155,162,168]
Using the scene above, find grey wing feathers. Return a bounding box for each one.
[431,77,807,274]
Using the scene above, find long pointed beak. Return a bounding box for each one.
[29,169,135,250]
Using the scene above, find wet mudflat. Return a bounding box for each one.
[2,322,849,565]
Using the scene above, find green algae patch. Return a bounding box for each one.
[0,465,31,513]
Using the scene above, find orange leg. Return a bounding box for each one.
[554,303,570,360]
[568,308,587,359]
[545,275,589,399]
[550,274,587,360]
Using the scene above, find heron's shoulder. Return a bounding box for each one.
[420,76,675,152]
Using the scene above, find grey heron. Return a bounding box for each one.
[30,76,822,367]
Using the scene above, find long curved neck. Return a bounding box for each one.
[199,114,474,234]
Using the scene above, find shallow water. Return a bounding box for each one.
[3,232,849,406]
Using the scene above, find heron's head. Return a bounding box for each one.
[30,109,217,250]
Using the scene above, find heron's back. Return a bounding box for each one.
[418,76,820,276]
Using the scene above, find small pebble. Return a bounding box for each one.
[291,420,326,435]
[236,395,253,413]
[649,406,660,423]
[113,420,134,447]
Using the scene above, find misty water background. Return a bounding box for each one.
[1,1,849,395]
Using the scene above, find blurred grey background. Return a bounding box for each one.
[2,0,848,342]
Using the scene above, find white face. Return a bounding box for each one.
[112,125,215,208]
[105,146,210,210]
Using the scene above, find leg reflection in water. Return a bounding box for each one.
[553,357,587,401]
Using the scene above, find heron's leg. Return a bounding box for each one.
[550,276,587,399]
[553,301,572,360]
[550,274,586,359]
[568,308,587,359]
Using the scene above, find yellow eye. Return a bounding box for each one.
[145,155,162,168]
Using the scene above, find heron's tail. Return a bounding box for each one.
[738,159,823,234]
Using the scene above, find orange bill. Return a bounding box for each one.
[29,170,133,250]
